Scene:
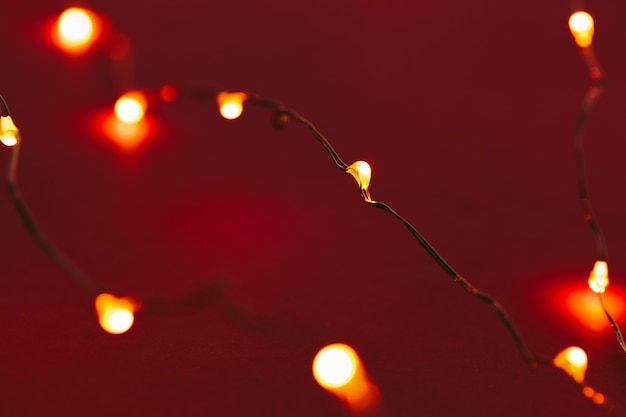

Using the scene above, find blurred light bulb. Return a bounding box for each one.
[346,161,372,202]
[217,92,246,120]
[313,344,358,389]
[569,11,594,48]
[55,8,98,53]
[114,92,147,124]
[588,260,609,293]
[94,293,138,334]
[0,115,20,147]
[553,346,588,383]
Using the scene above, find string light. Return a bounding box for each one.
[54,7,99,54]
[0,115,20,147]
[94,293,138,334]
[1,1,625,414]
[312,343,380,413]
[114,91,147,124]
[217,92,246,120]
[569,11,594,48]
[553,346,588,383]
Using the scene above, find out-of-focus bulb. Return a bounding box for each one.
[55,8,98,53]
[346,161,372,202]
[588,260,609,294]
[0,115,20,147]
[94,293,138,334]
[553,346,588,383]
[114,92,147,124]
[313,344,358,389]
[569,11,594,48]
[217,92,246,120]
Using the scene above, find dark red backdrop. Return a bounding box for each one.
[1,1,626,416]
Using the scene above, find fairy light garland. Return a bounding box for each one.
[1,3,625,415]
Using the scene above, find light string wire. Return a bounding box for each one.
[1,4,625,414]
[571,19,626,354]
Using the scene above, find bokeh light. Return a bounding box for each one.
[553,346,588,383]
[568,11,594,48]
[53,7,100,54]
[217,92,246,120]
[565,288,626,331]
[94,293,138,334]
[115,92,147,124]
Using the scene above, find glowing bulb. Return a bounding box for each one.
[217,92,246,120]
[94,293,138,334]
[569,11,594,48]
[55,8,98,53]
[588,260,609,293]
[553,346,588,383]
[114,92,147,124]
[313,344,358,389]
[0,116,20,147]
[346,161,372,202]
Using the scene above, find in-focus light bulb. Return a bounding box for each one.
[588,260,609,294]
[114,92,147,124]
[0,115,20,147]
[55,8,99,53]
[94,293,138,334]
[313,344,358,389]
[553,346,588,383]
[217,92,246,120]
[346,161,372,202]
[569,11,594,48]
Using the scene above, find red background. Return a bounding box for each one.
[1,1,626,416]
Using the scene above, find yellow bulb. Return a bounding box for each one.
[0,115,20,147]
[569,11,594,48]
[114,92,147,124]
[94,293,138,334]
[313,344,358,389]
[217,92,246,120]
[588,260,609,294]
[553,346,588,383]
[346,160,372,202]
[55,8,97,53]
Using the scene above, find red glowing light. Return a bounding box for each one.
[159,85,178,103]
[101,110,152,151]
[52,7,102,54]
[566,288,626,331]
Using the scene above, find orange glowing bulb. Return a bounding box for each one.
[55,8,97,53]
[553,346,588,383]
[94,293,137,334]
[0,115,20,147]
[313,344,359,389]
[588,260,609,293]
[114,92,147,124]
[569,11,594,48]
[217,92,246,120]
[346,161,372,202]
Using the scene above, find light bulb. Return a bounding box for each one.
[0,115,20,147]
[114,92,147,124]
[55,8,99,53]
[313,344,358,389]
[553,346,588,383]
[94,293,138,334]
[346,161,372,202]
[588,260,609,294]
[569,11,594,48]
[217,92,246,120]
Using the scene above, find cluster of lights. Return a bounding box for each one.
[1,5,624,414]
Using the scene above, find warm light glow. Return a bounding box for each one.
[217,92,246,120]
[565,287,626,331]
[159,84,178,103]
[0,115,20,147]
[588,260,609,293]
[313,343,380,413]
[569,11,594,48]
[94,293,138,334]
[54,8,99,53]
[553,346,588,383]
[346,161,372,202]
[101,110,150,151]
[592,392,606,405]
[114,92,147,124]
[313,344,358,389]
